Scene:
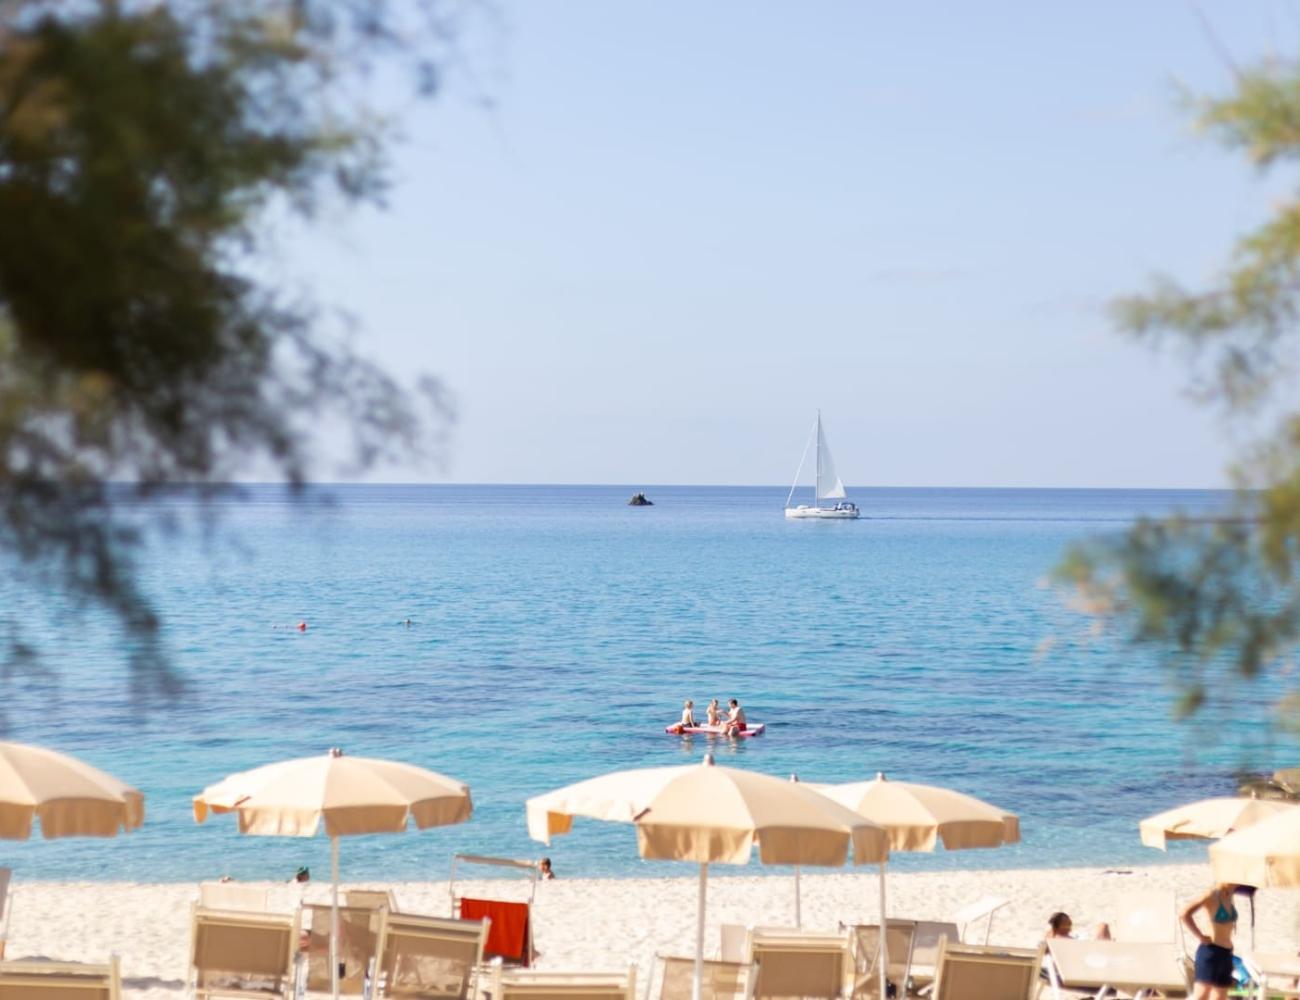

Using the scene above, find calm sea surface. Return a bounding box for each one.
[0,485,1292,882]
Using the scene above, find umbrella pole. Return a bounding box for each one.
[878,860,888,1000]
[794,864,802,928]
[693,862,707,1000]
[331,834,341,1000]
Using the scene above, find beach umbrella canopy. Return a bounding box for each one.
[1209,808,1300,888]
[0,741,143,839]
[812,772,1019,1000]
[814,773,1019,851]
[195,748,472,1000]
[527,756,887,1000]
[1139,797,1298,850]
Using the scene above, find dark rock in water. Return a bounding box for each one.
[628,492,654,506]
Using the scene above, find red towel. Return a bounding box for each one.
[459,897,531,965]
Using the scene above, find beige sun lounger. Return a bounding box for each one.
[0,957,121,999]
[189,904,299,999]
[719,925,748,964]
[653,953,755,1000]
[1045,938,1188,1000]
[931,940,1043,1000]
[907,920,961,989]
[485,962,636,999]
[951,896,1009,947]
[348,889,399,913]
[199,881,270,912]
[1241,950,1300,1000]
[747,929,849,999]
[1111,890,1177,946]
[375,911,489,999]
[842,920,916,999]
[302,902,389,995]
[0,868,10,960]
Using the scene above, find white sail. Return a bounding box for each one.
[815,420,847,502]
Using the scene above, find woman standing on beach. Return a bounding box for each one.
[1181,883,1240,999]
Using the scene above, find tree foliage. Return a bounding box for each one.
[1060,57,1300,726]
[0,1,462,696]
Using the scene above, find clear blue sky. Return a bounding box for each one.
[291,1,1298,487]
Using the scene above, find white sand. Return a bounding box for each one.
[5,864,1299,997]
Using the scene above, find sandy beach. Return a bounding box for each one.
[4,863,1298,997]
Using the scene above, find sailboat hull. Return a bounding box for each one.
[784,505,860,519]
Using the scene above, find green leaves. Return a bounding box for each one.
[0,1,458,701]
[1068,62,1300,726]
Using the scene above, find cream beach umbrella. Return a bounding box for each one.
[1140,797,1297,850]
[1209,808,1300,888]
[527,756,888,1000]
[814,772,1019,1000]
[194,748,472,1000]
[0,741,143,838]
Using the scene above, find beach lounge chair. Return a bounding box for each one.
[0,957,121,999]
[302,902,389,996]
[951,896,1009,947]
[199,881,270,912]
[931,940,1043,1000]
[485,962,636,999]
[374,911,489,999]
[1111,890,1177,946]
[1240,951,1300,999]
[652,953,755,1000]
[907,920,960,990]
[190,904,299,999]
[842,920,916,999]
[348,890,399,913]
[1044,938,1189,1000]
[747,928,849,999]
[720,925,748,964]
[0,868,10,960]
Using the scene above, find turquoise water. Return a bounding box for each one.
[0,485,1292,882]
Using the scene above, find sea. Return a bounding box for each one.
[0,484,1292,883]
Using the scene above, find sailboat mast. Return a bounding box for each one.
[815,410,821,508]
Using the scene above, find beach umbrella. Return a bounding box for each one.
[194,748,472,1000]
[526,755,888,1000]
[1139,797,1297,850]
[0,741,143,839]
[813,772,1019,1000]
[1209,808,1300,888]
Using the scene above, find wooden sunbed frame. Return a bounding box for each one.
[932,939,1044,1000]
[301,901,390,996]
[0,957,122,999]
[652,952,755,1000]
[487,961,637,999]
[746,929,849,1000]
[842,919,917,999]
[1045,938,1188,1000]
[189,903,299,1000]
[375,910,490,999]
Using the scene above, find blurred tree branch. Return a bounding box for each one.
[1060,57,1300,726]
[0,1,468,698]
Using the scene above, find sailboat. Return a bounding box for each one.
[784,412,860,519]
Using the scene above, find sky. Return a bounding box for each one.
[290,1,1300,488]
